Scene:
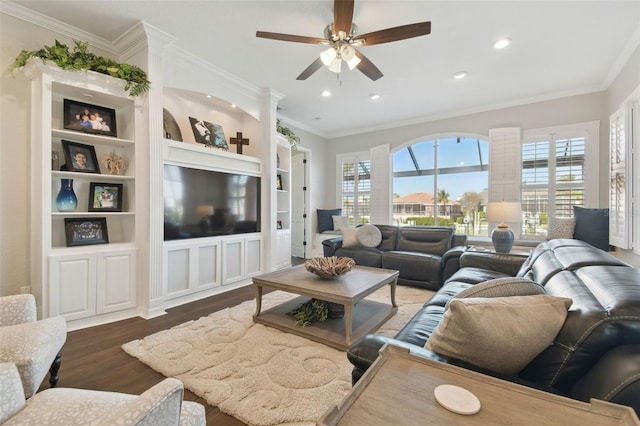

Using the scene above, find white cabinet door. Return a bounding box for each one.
[49,253,97,321]
[96,249,137,315]
[222,237,244,285]
[245,235,263,277]
[276,230,291,270]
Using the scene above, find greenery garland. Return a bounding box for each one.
[277,119,300,147]
[11,40,150,97]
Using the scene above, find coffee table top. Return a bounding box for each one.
[253,264,399,304]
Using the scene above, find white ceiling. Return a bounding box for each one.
[8,0,640,138]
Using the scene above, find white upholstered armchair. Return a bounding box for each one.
[0,362,206,425]
[0,294,67,398]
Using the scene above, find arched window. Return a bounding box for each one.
[392,136,489,236]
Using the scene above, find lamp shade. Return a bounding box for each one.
[486,202,521,253]
[486,202,521,225]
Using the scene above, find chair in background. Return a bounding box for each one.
[0,362,206,425]
[0,294,67,398]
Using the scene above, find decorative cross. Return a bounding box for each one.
[230,132,250,154]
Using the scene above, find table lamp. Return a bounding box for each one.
[486,202,521,253]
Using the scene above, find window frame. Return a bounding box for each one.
[336,151,372,226]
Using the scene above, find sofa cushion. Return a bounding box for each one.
[572,206,609,251]
[446,267,511,285]
[0,363,25,423]
[382,251,442,284]
[454,277,545,300]
[425,295,573,375]
[357,224,382,247]
[317,208,341,233]
[547,217,575,240]
[335,247,383,268]
[395,227,453,256]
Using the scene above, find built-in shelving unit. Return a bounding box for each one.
[24,59,141,325]
[275,135,292,269]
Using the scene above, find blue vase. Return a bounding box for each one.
[56,178,78,212]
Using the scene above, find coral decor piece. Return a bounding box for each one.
[304,256,355,279]
[102,152,125,175]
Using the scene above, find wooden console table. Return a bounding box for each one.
[319,344,640,425]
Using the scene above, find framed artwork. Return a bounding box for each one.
[61,140,100,173]
[277,220,283,229]
[276,174,283,190]
[188,116,228,149]
[63,99,117,137]
[64,217,109,247]
[88,183,123,212]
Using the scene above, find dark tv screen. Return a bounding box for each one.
[164,164,261,241]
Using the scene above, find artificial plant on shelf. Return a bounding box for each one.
[277,119,300,148]
[10,40,150,97]
[286,298,344,326]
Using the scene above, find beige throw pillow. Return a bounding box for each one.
[425,295,572,375]
[332,215,349,231]
[341,228,359,247]
[547,217,576,240]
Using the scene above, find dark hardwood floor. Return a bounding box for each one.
[41,283,271,425]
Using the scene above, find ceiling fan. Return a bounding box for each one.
[256,0,431,81]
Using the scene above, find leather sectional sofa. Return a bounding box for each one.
[322,225,467,290]
[347,239,640,415]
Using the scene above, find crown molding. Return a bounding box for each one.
[1,1,117,55]
[115,21,176,60]
[603,23,640,88]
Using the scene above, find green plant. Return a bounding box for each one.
[286,298,329,326]
[277,119,300,147]
[11,40,150,97]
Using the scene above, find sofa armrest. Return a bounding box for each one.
[570,344,640,416]
[0,363,26,423]
[322,237,343,257]
[460,252,526,276]
[441,245,467,281]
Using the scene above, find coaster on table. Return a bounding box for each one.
[434,384,481,415]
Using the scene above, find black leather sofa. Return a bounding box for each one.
[347,239,640,415]
[321,225,467,291]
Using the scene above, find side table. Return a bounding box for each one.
[318,344,640,425]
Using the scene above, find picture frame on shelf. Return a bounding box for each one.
[61,140,101,173]
[63,99,117,137]
[276,174,283,190]
[64,217,109,247]
[188,116,228,149]
[277,220,283,230]
[88,182,123,212]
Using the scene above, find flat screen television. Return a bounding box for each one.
[164,164,261,241]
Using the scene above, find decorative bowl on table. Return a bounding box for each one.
[304,256,355,279]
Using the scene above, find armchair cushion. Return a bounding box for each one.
[0,316,66,398]
[0,363,25,423]
[0,294,37,326]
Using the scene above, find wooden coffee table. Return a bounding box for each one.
[319,344,640,425]
[252,264,399,350]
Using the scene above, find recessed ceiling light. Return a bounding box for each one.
[231,104,236,108]
[368,93,380,100]
[321,90,331,97]
[206,95,212,98]
[453,71,467,80]
[493,38,511,49]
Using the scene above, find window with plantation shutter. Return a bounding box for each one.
[521,122,599,240]
[609,107,629,249]
[337,153,371,226]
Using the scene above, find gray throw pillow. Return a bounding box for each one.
[317,208,341,233]
[356,224,382,248]
[425,295,573,375]
[454,277,545,300]
[546,217,576,240]
[573,206,609,251]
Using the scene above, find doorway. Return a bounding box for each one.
[291,147,311,258]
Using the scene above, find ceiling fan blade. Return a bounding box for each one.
[353,22,431,46]
[256,31,327,45]
[354,50,383,81]
[333,0,354,36]
[296,58,324,80]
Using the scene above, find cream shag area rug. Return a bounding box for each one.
[122,285,432,426]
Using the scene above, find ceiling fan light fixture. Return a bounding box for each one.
[493,38,511,49]
[346,55,361,70]
[339,43,356,61]
[328,57,342,73]
[453,71,467,80]
[320,47,337,66]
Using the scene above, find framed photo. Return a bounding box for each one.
[64,217,109,247]
[88,183,123,212]
[63,99,117,137]
[276,174,283,190]
[61,140,100,173]
[188,116,228,149]
[277,220,283,229]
